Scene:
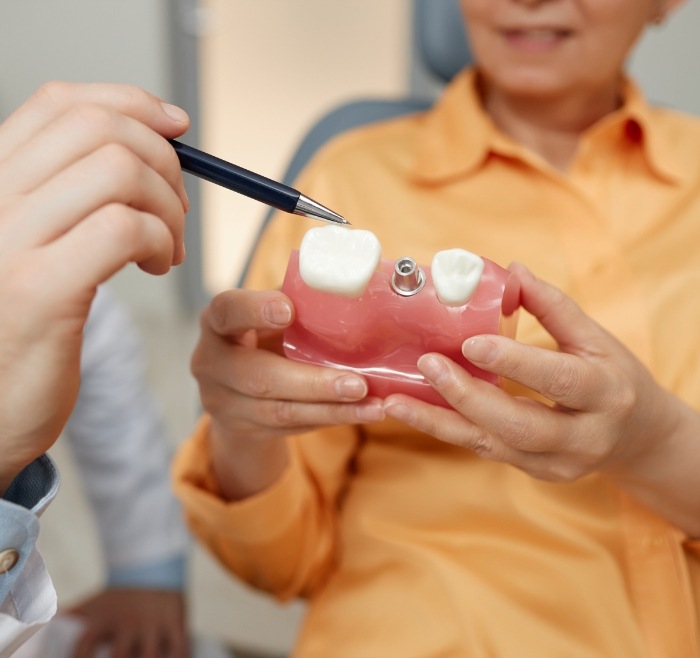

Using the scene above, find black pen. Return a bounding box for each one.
[169,139,349,226]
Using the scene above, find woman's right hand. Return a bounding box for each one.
[191,288,384,499]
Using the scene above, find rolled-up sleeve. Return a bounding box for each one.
[172,416,359,600]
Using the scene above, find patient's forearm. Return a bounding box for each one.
[608,394,700,538]
[209,423,290,502]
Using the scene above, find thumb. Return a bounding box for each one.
[508,262,610,356]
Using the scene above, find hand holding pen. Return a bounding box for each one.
[0,81,189,493]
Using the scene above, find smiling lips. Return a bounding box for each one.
[501,27,574,51]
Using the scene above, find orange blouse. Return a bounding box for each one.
[174,70,700,657]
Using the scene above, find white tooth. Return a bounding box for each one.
[529,29,554,38]
[299,225,381,298]
[431,248,484,307]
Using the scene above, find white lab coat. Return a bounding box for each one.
[63,286,189,581]
[0,286,189,655]
[0,457,58,657]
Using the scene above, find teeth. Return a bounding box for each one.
[299,225,381,298]
[525,29,557,38]
[509,28,567,40]
[431,248,484,307]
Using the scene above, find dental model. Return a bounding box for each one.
[281,226,520,407]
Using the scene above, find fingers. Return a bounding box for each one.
[208,381,386,438]
[461,335,614,410]
[383,387,533,464]
[71,627,163,658]
[197,359,386,436]
[71,628,100,658]
[509,262,610,356]
[383,264,651,485]
[380,265,631,481]
[7,143,185,265]
[460,263,622,409]
[43,205,175,288]
[0,83,188,266]
[132,628,161,658]
[419,353,566,452]
[0,102,188,208]
[199,341,370,404]
[67,590,188,658]
[0,81,189,162]
[110,630,138,658]
[204,288,294,339]
[193,289,386,435]
[384,387,599,482]
[165,621,189,658]
[197,289,372,403]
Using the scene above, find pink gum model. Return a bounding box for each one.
[281,251,520,407]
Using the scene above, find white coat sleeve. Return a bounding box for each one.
[0,456,58,657]
[63,287,189,587]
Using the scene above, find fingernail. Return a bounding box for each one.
[384,401,413,423]
[161,102,189,123]
[417,354,448,385]
[462,337,498,364]
[263,300,292,326]
[509,261,535,281]
[335,375,367,400]
[355,401,384,422]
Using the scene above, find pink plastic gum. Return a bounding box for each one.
[281,251,520,407]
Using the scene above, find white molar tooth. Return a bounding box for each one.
[431,248,484,307]
[299,225,382,298]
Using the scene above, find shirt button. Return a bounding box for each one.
[0,549,20,573]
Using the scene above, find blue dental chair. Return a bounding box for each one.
[238,0,473,285]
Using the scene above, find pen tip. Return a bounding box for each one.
[295,194,350,226]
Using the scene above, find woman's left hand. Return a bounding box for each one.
[384,263,692,490]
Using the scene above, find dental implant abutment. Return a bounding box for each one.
[391,257,425,296]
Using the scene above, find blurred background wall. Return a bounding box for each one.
[0,1,698,654]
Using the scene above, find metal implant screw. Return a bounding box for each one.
[391,257,425,296]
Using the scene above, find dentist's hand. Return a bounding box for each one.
[384,263,700,535]
[0,82,189,494]
[191,288,384,500]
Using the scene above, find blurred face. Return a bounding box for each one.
[460,0,681,99]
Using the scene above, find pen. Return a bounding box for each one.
[169,139,349,226]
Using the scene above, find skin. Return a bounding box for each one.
[193,290,384,501]
[193,0,700,537]
[460,0,685,170]
[0,81,189,495]
[67,589,187,658]
[385,264,700,536]
[0,82,192,655]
